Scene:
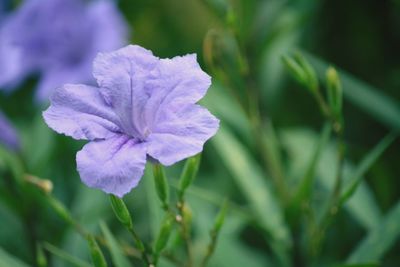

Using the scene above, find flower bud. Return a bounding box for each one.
[213,200,228,233]
[178,154,201,199]
[36,244,47,267]
[152,164,169,209]
[154,215,173,256]
[326,66,343,117]
[282,53,319,93]
[87,235,107,267]
[109,195,133,229]
[281,55,307,86]
[294,52,319,93]
[25,174,53,194]
[182,203,193,227]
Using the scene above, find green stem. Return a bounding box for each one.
[176,201,193,267]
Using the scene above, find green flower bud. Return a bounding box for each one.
[326,66,343,117]
[109,195,133,229]
[36,244,47,267]
[282,55,308,87]
[178,154,201,199]
[213,200,228,233]
[152,164,169,209]
[294,52,319,92]
[154,215,173,256]
[87,235,108,267]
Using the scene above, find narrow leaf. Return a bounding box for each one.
[212,126,291,248]
[335,263,379,267]
[0,247,31,267]
[99,221,131,267]
[347,200,400,263]
[87,235,108,267]
[43,242,91,267]
[340,133,397,205]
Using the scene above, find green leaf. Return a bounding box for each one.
[43,242,91,267]
[282,129,381,230]
[334,263,379,267]
[0,247,31,267]
[87,235,108,267]
[303,51,400,130]
[262,121,286,189]
[212,126,291,253]
[0,145,24,185]
[340,133,397,205]
[347,200,400,263]
[99,221,131,267]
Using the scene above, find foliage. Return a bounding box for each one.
[1,0,400,267]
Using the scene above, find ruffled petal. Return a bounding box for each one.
[76,135,147,197]
[43,84,121,140]
[147,104,219,166]
[93,45,158,139]
[144,54,211,130]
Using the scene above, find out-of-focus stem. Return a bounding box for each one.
[308,88,346,258]
[176,201,193,267]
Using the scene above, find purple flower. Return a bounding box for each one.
[43,45,219,197]
[0,110,20,151]
[0,0,128,102]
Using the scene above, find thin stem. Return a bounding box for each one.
[200,230,219,267]
[127,225,152,266]
[176,201,193,267]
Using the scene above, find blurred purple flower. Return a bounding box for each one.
[0,111,20,151]
[0,0,128,102]
[43,45,219,197]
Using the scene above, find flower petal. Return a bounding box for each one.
[0,24,30,90]
[93,45,158,139]
[76,135,147,197]
[43,84,121,140]
[0,110,20,151]
[144,54,211,129]
[147,104,219,166]
[36,63,93,102]
[88,0,128,53]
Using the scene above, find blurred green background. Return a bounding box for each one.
[1,0,400,267]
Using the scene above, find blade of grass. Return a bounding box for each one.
[347,200,400,263]
[282,129,382,230]
[0,247,31,267]
[43,242,91,267]
[340,133,397,205]
[99,221,131,267]
[212,126,291,265]
[334,263,379,267]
